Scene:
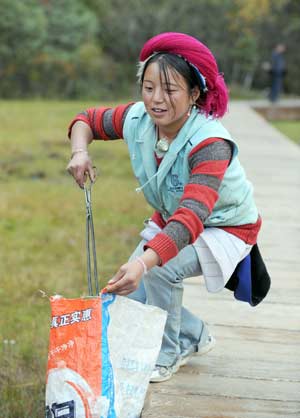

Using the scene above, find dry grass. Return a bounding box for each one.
[0,100,152,417]
[271,119,300,145]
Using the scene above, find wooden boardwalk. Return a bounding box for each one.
[142,101,300,418]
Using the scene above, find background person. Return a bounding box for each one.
[269,43,286,102]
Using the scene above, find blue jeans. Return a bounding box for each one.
[270,73,283,102]
[128,239,205,366]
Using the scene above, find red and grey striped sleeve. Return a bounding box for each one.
[68,102,134,140]
[145,137,232,264]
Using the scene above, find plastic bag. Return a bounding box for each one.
[106,294,167,417]
[45,294,167,418]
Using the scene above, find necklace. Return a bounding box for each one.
[155,126,172,156]
[156,137,169,153]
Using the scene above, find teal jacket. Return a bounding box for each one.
[123,102,258,227]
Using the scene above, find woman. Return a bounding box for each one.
[67,32,262,382]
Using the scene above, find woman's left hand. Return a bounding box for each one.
[105,260,145,296]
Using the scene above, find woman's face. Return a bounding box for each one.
[142,61,198,136]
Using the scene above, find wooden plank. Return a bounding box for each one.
[183,280,300,303]
[190,287,299,304]
[182,277,299,306]
[206,335,300,367]
[183,271,300,287]
[182,295,300,331]
[153,372,300,402]
[210,324,300,345]
[142,102,300,417]
[189,354,300,382]
[142,393,300,418]
[264,260,300,271]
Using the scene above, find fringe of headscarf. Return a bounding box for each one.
[139,32,229,118]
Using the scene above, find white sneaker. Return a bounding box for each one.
[150,361,181,383]
[179,334,216,367]
[150,326,216,383]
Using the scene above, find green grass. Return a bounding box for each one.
[0,100,152,417]
[271,120,300,145]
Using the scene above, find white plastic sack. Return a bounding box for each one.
[107,294,167,418]
[45,294,167,418]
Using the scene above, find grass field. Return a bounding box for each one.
[271,120,300,145]
[0,100,152,417]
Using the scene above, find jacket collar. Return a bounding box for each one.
[136,107,211,192]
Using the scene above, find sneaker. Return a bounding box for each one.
[150,327,215,383]
[179,333,216,367]
[150,361,180,383]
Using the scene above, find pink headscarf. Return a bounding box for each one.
[139,32,228,118]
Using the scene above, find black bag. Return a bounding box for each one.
[225,244,271,306]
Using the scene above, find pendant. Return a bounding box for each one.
[156,137,169,153]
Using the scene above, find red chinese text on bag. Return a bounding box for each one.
[45,296,113,418]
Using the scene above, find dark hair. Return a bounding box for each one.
[138,52,206,114]
[139,52,205,109]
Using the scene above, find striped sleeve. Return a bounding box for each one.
[68,102,134,140]
[145,137,232,264]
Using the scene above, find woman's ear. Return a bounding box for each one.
[191,86,201,102]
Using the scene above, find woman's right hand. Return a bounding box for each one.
[66,151,96,188]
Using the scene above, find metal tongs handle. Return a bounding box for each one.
[84,180,99,296]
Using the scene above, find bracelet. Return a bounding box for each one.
[135,256,148,275]
[71,149,88,158]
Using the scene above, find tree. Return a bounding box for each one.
[0,0,46,96]
[35,0,99,97]
[1,0,299,98]
[0,0,101,97]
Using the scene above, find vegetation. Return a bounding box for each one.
[0,100,152,417]
[271,120,300,145]
[0,0,299,99]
